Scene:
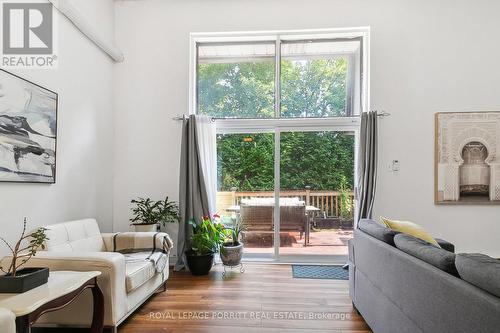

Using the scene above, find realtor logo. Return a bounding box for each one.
[1,1,57,68]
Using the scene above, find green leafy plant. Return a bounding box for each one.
[188,216,226,256]
[0,218,48,277]
[130,196,179,226]
[223,215,245,246]
[339,175,353,219]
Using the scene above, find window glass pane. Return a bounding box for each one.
[279,131,355,256]
[216,133,275,257]
[197,43,275,118]
[281,40,360,118]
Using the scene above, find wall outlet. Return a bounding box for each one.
[388,160,400,172]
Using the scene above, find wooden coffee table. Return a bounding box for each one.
[0,271,104,333]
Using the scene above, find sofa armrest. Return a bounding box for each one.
[435,238,455,253]
[101,232,173,253]
[348,238,355,264]
[1,251,127,324]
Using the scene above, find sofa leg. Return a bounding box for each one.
[105,326,118,333]
[156,281,167,293]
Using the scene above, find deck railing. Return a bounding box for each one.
[217,188,354,218]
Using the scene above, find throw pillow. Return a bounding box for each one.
[380,217,440,247]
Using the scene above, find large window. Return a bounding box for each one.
[196,35,364,119]
[193,29,368,262]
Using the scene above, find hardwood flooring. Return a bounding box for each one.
[119,263,371,333]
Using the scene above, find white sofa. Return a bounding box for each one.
[0,308,16,333]
[2,218,173,332]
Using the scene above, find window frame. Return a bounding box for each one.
[189,28,370,262]
[190,27,370,125]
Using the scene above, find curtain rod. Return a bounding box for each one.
[172,115,216,122]
[377,111,391,117]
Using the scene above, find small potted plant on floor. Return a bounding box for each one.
[130,196,179,232]
[186,216,226,276]
[220,215,245,267]
[0,218,49,293]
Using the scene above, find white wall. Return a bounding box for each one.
[114,0,500,256]
[0,0,116,255]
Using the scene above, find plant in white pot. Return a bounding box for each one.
[338,176,354,229]
[130,197,179,232]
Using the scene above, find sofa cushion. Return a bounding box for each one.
[124,252,157,293]
[394,234,459,276]
[435,238,455,253]
[456,253,500,298]
[358,219,399,246]
[381,217,440,247]
[43,219,105,252]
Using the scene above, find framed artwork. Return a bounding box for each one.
[435,111,500,204]
[0,69,58,183]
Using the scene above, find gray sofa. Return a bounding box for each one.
[348,219,500,333]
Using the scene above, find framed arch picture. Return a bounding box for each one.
[435,111,500,204]
[0,69,58,183]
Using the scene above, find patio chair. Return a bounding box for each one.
[280,205,307,244]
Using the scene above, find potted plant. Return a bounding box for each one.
[0,218,49,293]
[130,196,179,232]
[220,215,245,267]
[186,216,226,276]
[339,176,354,229]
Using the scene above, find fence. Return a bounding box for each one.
[216,188,354,218]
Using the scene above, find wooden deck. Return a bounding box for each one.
[245,229,353,256]
[119,264,371,333]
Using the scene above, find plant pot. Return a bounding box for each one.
[186,252,214,276]
[340,218,354,230]
[220,242,243,267]
[133,223,158,232]
[0,267,49,293]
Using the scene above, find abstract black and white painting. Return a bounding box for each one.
[0,69,57,183]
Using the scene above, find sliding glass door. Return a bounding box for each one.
[215,128,356,261]
[278,130,355,261]
[216,132,276,259]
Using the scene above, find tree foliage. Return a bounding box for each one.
[199,56,354,192]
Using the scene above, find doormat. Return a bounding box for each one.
[291,265,349,280]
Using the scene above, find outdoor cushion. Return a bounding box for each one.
[124,252,157,293]
[456,253,500,298]
[380,217,440,247]
[394,233,459,276]
[358,219,399,246]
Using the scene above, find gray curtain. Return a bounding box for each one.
[174,115,210,270]
[356,111,378,224]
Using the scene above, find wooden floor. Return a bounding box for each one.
[119,264,371,333]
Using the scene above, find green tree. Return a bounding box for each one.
[201,57,354,192]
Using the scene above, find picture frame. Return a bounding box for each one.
[0,69,58,183]
[435,111,500,204]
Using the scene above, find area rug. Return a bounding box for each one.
[291,265,349,280]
